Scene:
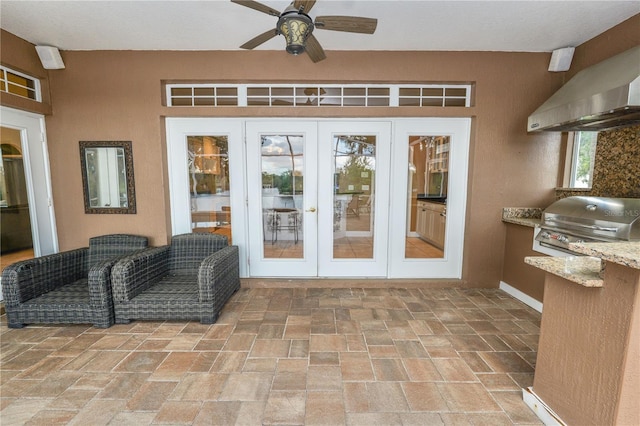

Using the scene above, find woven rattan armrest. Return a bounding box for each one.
[1,248,88,306]
[88,257,127,307]
[111,246,171,302]
[197,245,240,301]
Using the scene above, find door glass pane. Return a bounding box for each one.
[1,126,35,268]
[406,136,448,258]
[188,136,232,243]
[261,134,304,259]
[332,135,375,259]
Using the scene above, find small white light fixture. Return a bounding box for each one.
[548,47,575,72]
[35,45,65,70]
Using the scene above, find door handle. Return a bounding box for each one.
[306,207,317,212]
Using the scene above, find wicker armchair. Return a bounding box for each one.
[111,233,240,325]
[1,234,149,328]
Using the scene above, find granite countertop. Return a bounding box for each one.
[568,241,640,270]
[502,208,542,228]
[525,256,604,287]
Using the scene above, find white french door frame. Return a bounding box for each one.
[165,118,247,277]
[245,121,319,277]
[388,118,471,278]
[317,121,391,277]
[0,106,58,257]
[166,117,471,280]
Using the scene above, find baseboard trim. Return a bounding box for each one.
[499,281,543,313]
[522,387,565,426]
[241,278,465,289]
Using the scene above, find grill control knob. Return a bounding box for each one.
[540,231,550,239]
[557,235,569,243]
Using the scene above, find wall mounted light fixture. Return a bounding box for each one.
[35,45,65,69]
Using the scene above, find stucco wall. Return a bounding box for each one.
[533,262,640,425]
[502,224,547,302]
[1,13,637,285]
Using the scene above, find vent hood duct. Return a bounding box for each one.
[528,45,640,132]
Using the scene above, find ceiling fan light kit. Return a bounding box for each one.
[277,7,314,55]
[232,0,377,63]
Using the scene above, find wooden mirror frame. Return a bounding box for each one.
[79,140,136,214]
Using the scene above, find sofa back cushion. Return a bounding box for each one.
[88,234,149,269]
[168,233,228,274]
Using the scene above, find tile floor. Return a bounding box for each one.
[0,287,543,425]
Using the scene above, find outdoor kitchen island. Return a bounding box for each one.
[523,242,640,426]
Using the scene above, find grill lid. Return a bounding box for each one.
[542,196,640,241]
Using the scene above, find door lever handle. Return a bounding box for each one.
[306,207,317,212]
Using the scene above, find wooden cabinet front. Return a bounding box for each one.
[416,201,445,249]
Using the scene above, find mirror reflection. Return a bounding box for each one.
[80,141,136,214]
[85,147,127,207]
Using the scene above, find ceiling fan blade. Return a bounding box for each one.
[294,0,317,13]
[315,16,378,34]
[305,34,326,63]
[240,29,278,49]
[231,0,281,17]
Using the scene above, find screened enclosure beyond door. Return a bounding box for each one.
[261,134,305,259]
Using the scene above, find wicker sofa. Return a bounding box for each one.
[111,233,240,324]
[1,234,149,328]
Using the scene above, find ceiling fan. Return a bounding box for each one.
[231,0,378,63]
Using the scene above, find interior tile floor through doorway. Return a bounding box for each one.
[0,287,542,425]
[0,248,34,273]
[265,237,443,259]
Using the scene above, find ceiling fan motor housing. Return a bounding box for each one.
[232,0,377,62]
[277,9,314,55]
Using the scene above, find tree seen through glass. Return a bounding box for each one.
[572,132,598,188]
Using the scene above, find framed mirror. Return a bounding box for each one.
[79,140,136,214]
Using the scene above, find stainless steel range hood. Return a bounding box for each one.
[528,46,640,132]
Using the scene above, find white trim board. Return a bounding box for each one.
[499,281,543,313]
[522,387,566,426]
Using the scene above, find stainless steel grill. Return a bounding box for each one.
[534,196,640,254]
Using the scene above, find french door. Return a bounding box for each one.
[0,107,58,257]
[166,118,470,279]
[246,121,391,277]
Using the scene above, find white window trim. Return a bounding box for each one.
[562,132,576,187]
[565,131,598,189]
[0,66,42,102]
[166,83,471,108]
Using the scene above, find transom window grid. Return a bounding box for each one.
[0,66,41,102]
[399,86,468,107]
[166,84,471,108]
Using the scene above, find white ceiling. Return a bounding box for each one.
[1,1,638,53]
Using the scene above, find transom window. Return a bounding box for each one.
[166,84,471,108]
[0,66,41,102]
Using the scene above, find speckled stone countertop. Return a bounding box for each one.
[525,256,604,287]
[502,208,542,228]
[568,241,640,270]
